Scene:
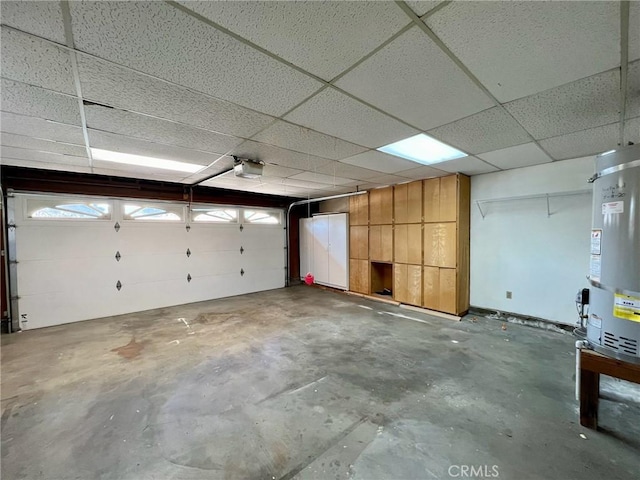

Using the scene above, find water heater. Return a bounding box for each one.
[586,144,640,363]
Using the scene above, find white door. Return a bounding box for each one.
[299,218,314,279]
[12,195,285,330]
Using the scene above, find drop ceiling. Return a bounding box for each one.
[1,0,638,199]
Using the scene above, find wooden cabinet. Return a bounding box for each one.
[394,263,422,306]
[423,222,456,268]
[349,226,368,260]
[344,174,469,315]
[369,187,393,225]
[349,259,369,294]
[422,174,470,314]
[394,224,422,265]
[349,193,369,226]
[370,225,392,262]
[394,181,422,223]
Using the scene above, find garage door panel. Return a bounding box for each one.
[241,248,285,271]
[246,268,285,292]
[116,225,189,254]
[117,253,188,284]
[187,226,242,250]
[17,257,116,296]
[181,273,249,304]
[239,226,284,250]
[188,252,242,277]
[16,225,114,261]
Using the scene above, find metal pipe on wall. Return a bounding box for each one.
[285,191,366,287]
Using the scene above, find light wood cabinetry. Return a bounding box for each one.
[348,174,469,315]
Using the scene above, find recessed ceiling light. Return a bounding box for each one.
[377,133,467,165]
[90,148,204,173]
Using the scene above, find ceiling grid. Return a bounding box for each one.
[0,0,637,197]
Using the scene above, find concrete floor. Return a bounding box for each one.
[2,286,639,480]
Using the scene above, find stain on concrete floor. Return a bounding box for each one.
[1,286,639,479]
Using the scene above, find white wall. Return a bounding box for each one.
[470,156,596,325]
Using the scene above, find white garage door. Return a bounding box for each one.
[11,194,285,330]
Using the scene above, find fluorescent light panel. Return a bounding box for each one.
[90,148,204,173]
[377,133,467,165]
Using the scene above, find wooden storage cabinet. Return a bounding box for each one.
[370,225,392,262]
[350,259,369,294]
[369,187,393,225]
[394,263,422,306]
[346,174,469,315]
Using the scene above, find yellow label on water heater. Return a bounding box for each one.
[613,294,640,322]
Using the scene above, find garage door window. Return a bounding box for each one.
[243,209,281,225]
[27,198,111,220]
[191,207,238,223]
[123,204,183,221]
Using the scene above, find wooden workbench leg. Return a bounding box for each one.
[580,369,600,429]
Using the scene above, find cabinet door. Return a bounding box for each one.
[423,178,441,223]
[328,214,348,289]
[394,263,422,306]
[423,222,456,267]
[439,175,458,222]
[423,266,440,310]
[394,183,409,224]
[407,181,423,223]
[312,216,330,285]
[370,225,392,262]
[349,226,368,260]
[422,266,457,314]
[370,187,393,225]
[349,194,369,226]
[299,218,314,277]
[349,259,369,294]
[395,224,421,264]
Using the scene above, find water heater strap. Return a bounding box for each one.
[588,277,640,298]
[594,158,640,181]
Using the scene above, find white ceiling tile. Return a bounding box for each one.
[339,150,419,174]
[539,123,621,161]
[431,156,500,176]
[69,1,321,116]
[1,28,75,95]
[623,117,640,145]
[288,172,355,186]
[176,1,411,81]
[627,61,640,120]
[404,1,445,17]
[1,112,85,144]
[261,164,305,179]
[262,177,332,191]
[630,2,640,62]
[1,132,85,157]
[311,161,382,181]
[251,121,367,161]
[427,107,531,154]
[84,105,243,155]
[426,1,620,102]
[395,165,449,180]
[478,143,552,170]
[504,70,620,140]
[0,1,66,44]
[335,27,494,130]
[285,88,418,148]
[0,157,91,174]
[0,146,88,167]
[230,140,333,171]
[1,79,81,125]
[77,56,274,139]
[87,130,221,167]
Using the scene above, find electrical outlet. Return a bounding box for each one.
[506,291,512,299]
